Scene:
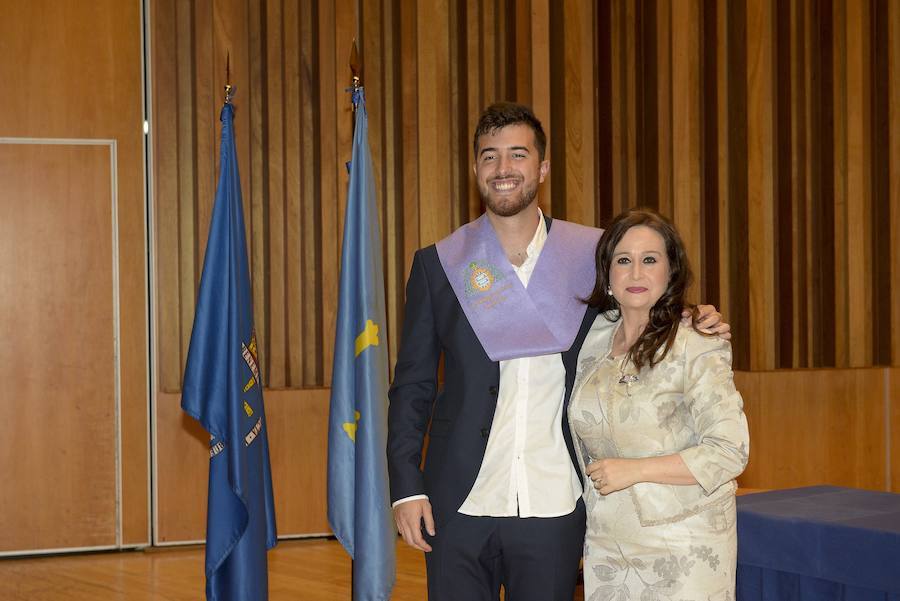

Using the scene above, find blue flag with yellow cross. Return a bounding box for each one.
[327,86,396,601]
[182,101,278,601]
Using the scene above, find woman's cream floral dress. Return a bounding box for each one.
[569,316,749,601]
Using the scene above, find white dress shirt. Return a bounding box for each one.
[393,211,582,517]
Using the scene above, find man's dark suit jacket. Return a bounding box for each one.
[387,218,599,527]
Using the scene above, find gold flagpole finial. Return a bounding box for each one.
[349,39,361,111]
[224,52,235,104]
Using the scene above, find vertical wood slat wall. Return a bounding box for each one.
[147,0,900,539]
[152,0,899,387]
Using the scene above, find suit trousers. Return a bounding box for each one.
[423,499,586,601]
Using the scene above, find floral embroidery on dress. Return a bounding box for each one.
[653,554,694,580]
[656,399,687,433]
[585,545,690,601]
[689,545,721,571]
[573,410,616,458]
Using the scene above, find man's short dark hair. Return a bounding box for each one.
[473,102,547,161]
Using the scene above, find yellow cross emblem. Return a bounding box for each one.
[355,319,380,357]
[343,411,361,442]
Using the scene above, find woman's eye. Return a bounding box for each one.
[643,257,657,264]
[616,257,630,265]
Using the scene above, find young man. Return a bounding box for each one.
[387,102,728,601]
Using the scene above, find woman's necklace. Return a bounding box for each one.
[617,355,639,385]
[612,324,640,385]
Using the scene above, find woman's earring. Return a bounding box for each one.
[606,286,613,296]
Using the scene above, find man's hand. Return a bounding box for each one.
[393,498,435,552]
[682,305,731,340]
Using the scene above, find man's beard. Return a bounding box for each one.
[478,176,539,217]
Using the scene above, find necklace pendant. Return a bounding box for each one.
[618,373,639,385]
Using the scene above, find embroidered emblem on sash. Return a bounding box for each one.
[465,261,503,295]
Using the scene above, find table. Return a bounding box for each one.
[737,485,900,601]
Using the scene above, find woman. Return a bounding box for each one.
[569,208,749,601]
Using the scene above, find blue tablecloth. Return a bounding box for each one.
[737,486,900,601]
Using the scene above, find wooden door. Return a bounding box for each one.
[0,1,148,553]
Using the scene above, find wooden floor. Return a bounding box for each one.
[0,537,586,600]
[1,498,771,600]
[0,538,416,601]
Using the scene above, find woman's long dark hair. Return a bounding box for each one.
[585,208,694,370]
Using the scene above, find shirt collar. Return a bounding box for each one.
[524,208,547,261]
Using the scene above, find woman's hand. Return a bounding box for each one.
[586,458,639,495]
[587,454,698,495]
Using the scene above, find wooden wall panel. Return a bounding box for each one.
[0,0,147,553]
[655,0,673,217]
[844,0,873,367]
[154,393,207,543]
[248,0,268,383]
[671,0,702,302]
[0,145,118,552]
[736,368,888,491]
[801,0,815,368]
[891,368,900,493]
[788,0,806,367]
[832,0,850,368]
[561,0,597,226]
[608,0,629,213]
[464,0,483,218]
[265,1,288,388]
[175,0,198,378]
[154,0,182,394]
[890,1,900,372]
[714,0,733,339]
[417,0,453,247]
[513,0,533,106]
[379,0,401,388]
[745,0,777,370]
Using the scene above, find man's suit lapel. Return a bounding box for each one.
[561,305,599,488]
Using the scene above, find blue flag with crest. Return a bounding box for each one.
[327,87,396,601]
[182,101,278,601]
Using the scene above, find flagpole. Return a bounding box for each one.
[328,38,395,601]
[347,40,360,601]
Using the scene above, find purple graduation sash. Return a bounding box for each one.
[435,214,602,361]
